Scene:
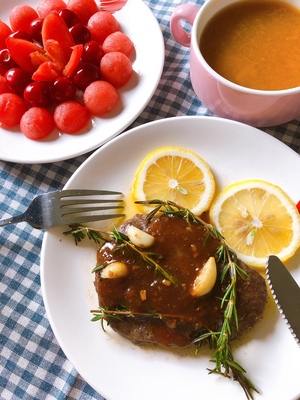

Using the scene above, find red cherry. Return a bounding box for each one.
[0,49,19,71]
[82,41,104,65]
[69,23,91,45]
[51,77,76,103]
[29,18,44,44]
[58,9,79,28]
[72,63,101,91]
[24,81,51,107]
[5,67,32,96]
[9,30,33,42]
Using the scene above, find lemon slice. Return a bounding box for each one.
[132,146,215,215]
[209,179,300,268]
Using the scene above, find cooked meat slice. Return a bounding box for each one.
[94,213,267,348]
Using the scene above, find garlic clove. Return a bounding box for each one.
[140,289,147,301]
[101,261,128,279]
[190,256,217,297]
[127,225,155,248]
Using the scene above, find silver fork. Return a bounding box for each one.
[99,0,127,12]
[0,189,125,229]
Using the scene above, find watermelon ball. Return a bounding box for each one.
[67,0,98,25]
[9,5,39,34]
[83,80,119,116]
[20,107,55,140]
[54,100,91,134]
[100,52,133,88]
[0,93,27,127]
[102,32,134,57]
[37,0,67,18]
[87,11,120,44]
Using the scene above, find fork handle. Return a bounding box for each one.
[0,213,26,227]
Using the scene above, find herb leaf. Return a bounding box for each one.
[64,223,178,284]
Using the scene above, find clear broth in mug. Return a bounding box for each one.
[200,0,300,91]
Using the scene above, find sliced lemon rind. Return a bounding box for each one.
[133,146,216,215]
[209,179,300,268]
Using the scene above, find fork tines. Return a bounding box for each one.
[59,189,125,224]
[58,189,123,197]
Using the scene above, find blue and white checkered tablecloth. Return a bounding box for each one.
[1,1,300,399]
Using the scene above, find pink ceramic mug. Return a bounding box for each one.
[170,0,300,127]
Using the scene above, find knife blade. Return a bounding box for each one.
[266,255,300,345]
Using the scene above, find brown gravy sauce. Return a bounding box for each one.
[95,214,227,347]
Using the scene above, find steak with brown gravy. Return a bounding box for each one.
[94,212,267,348]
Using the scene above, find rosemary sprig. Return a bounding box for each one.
[63,224,109,245]
[63,224,177,284]
[109,227,178,284]
[90,306,201,324]
[91,306,134,332]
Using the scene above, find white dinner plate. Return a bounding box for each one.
[0,0,164,163]
[41,116,300,400]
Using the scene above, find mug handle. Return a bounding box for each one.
[170,4,199,47]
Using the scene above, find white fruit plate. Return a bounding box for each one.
[0,0,164,163]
